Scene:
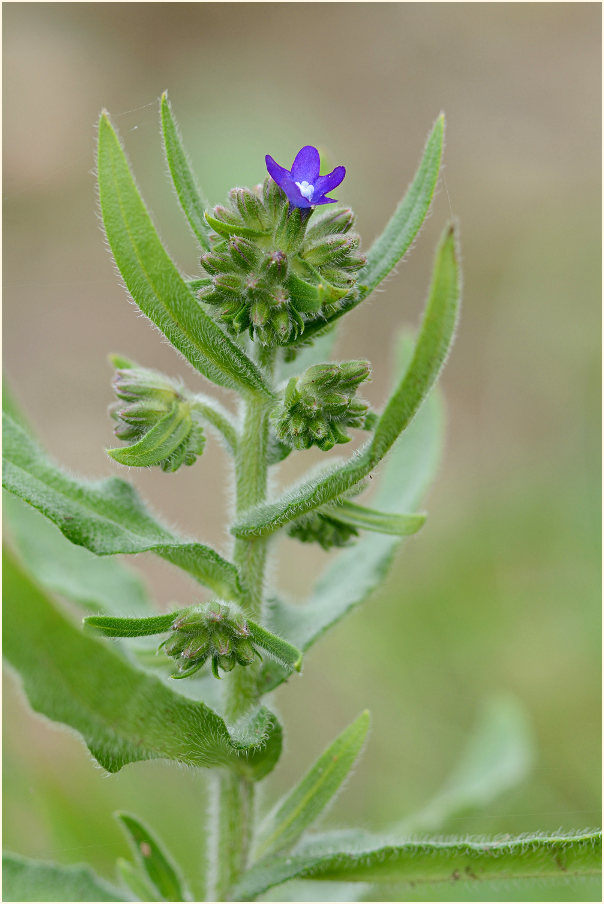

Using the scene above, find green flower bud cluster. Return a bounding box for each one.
[288,511,359,551]
[162,602,261,679]
[109,362,205,472]
[273,360,372,452]
[198,179,366,347]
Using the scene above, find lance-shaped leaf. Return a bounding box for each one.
[232,224,460,540]
[84,610,303,673]
[3,547,281,780]
[116,811,190,902]
[319,500,426,537]
[3,492,151,615]
[286,115,444,346]
[259,335,444,694]
[3,411,241,599]
[361,114,444,297]
[2,851,127,902]
[255,712,370,859]
[235,831,602,900]
[161,91,212,251]
[398,695,535,833]
[97,112,272,400]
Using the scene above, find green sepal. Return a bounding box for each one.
[107,401,191,467]
[116,811,190,902]
[205,211,266,239]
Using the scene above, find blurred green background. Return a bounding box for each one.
[3,3,601,901]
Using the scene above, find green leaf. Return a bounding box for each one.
[259,336,444,694]
[107,401,191,467]
[3,547,281,779]
[255,712,370,859]
[160,91,212,251]
[320,500,426,537]
[116,811,190,902]
[117,857,160,901]
[84,610,303,673]
[3,410,241,599]
[232,223,460,540]
[399,695,536,833]
[2,851,126,902]
[97,112,272,400]
[291,115,444,344]
[235,832,602,900]
[3,492,151,615]
[361,114,445,298]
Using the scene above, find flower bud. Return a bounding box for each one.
[288,511,359,551]
[229,236,262,272]
[273,360,372,452]
[108,362,205,472]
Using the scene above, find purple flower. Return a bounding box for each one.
[265,145,346,209]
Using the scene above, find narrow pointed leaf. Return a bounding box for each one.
[256,712,370,859]
[235,832,602,900]
[232,224,459,540]
[107,402,190,467]
[3,410,241,599]
[259,335,444,694]
[320,500,426,536]
[117,811,190,902]
[3,492,151,615]
[161,92,212,251]
[97,112,272,399]
[2,852,126,902]
[247,621,303,672]
[361,114,444,297]
[399,695,535,833]
[3,547,281,779]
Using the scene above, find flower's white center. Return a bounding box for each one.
[295,180,314,201]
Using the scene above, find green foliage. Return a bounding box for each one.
[255,712,370,859]
[2,410,240,599]
[3,547,282,779]
[116,811,190,902]
[231,224,460,539]
[234,832,602,900]
[97,113,272,400]
[2,852,126,902]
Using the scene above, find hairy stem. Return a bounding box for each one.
[213,359,274,900]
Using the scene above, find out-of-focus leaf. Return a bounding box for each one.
[2,851,126,902]
[161,92,212,251]
[255,712,370,859]
[320,500,426,536]
[3,492,151,615]
[3,410,240,599]
[232,224,459,539]
[116,812,190,902]
[3,547,281,780]
[234,831,602,900]
[97,112,272,400]
[399,695,536,833]
[117,857,159,901]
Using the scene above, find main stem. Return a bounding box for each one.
[212,366,273,901]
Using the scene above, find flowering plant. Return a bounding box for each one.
[3,93,600,902]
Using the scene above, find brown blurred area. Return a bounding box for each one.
[3,3,601,900]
